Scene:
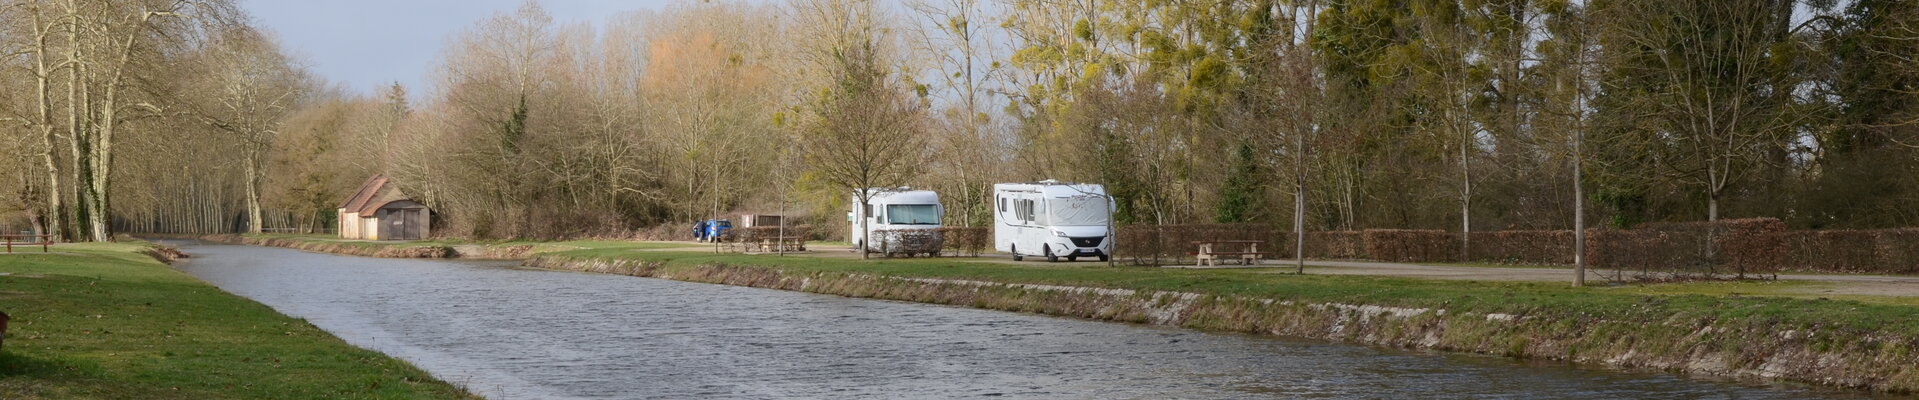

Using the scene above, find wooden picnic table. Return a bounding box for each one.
[1190,240,1266,266]
[746,236,808,253]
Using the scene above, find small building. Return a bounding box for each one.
[337,174,431,240]
[737,214,785,228]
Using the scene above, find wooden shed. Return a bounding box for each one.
[337,174,431,240]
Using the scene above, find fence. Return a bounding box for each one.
[1107,218,1919,278]
[1,234,53,253]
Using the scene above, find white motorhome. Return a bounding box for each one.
[849,188,944,256]
[993,181,1114,262]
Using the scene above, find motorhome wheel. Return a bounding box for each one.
[1011,245,1023,261]
[1044,245,1058,262]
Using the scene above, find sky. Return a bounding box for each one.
[240,0,674,97]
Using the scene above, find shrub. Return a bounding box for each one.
[1288,231,1364,259]
[1588,218,1788,279]
[1469,230,1576,265]
[1116,224,1279,265]
[935,227,990,257]
[1362,229,1458,262]
[1784,228,1919,274]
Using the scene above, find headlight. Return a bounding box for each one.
[1052,230,1067,237]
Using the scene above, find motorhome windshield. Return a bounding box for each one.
[1046,197,1109,226]
[886,204,940,225]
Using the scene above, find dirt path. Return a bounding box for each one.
[1199,259,1919,299]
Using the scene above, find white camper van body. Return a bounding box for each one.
[848,189,944,254]
[993,181,1114,261]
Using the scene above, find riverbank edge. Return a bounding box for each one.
[197,234,537,259]
[196,234,1919,393]
[520,254,1915,394]
[0,240,480,399]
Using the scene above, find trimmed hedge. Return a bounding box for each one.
[1362,230,1458,263]
[1469,230,1575,264]
[1116,224,1280,265]
[1586,218,1788,279]
[936,227,990,257]
[1784,228,1919,274]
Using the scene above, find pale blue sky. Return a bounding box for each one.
[240,0,674,96]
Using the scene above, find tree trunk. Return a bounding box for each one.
[859,190,871,260]
[1573,127,1586,287]
[64,9,85,242]
[244,154,263,233]
[1460,131,1472,262]
[29,10,64,242]
[1707,162,1721,222]
[1708,188,1720,222]
[1295,125,1308,275]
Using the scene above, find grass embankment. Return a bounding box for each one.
[0,242,476,399]
[199,233,683,259]
[528,249,1919,393]
[194,233,1919,391]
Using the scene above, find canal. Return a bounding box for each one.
[170,242,1864,399]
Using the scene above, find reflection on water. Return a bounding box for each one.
[170,242,1864,399]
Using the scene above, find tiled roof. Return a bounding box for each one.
[340,173,387,212]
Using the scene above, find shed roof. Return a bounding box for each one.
[340,173,387,211]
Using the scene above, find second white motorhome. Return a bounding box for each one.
[849,188,944,256]
[993,181,1114,262]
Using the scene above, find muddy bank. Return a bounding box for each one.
[523,254,1919,394]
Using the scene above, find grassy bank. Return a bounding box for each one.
[527,249,1919,393]
[0,242,476,399]
[198,233,682,259]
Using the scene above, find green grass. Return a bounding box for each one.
[241,233,686,252]
[1618,280,1919,307]
[543,249,1919,335]
[0,242,476,399]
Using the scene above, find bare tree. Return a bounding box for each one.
[794,0,929,258]
[1605,0,1807,221]
[1539,1,1604,286]
[907,0,1005,228]
[184,27,306,233]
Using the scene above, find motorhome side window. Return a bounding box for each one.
[998,197,1005,212]
[1016,199,1036,221]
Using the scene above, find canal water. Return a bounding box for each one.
[170,242,1867,399]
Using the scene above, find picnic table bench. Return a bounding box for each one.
[2,234,53,253]
[744,236,807,253]
[1189,240,1267,266]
